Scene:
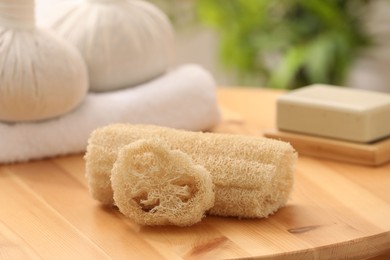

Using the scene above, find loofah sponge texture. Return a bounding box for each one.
[85,124,297,218]
[111,139,215,226]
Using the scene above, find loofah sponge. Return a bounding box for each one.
[85,124,297,219]
[111,139,215,226]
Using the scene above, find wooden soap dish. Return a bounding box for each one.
[263,129,390,166]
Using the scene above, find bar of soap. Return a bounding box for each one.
[277,84,390,143]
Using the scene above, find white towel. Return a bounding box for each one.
[0,64,221,164]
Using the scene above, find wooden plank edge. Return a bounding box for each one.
[249,231,390,260]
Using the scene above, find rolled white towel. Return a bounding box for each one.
[0,64,221,164]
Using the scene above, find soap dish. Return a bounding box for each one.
[263,129,390,166]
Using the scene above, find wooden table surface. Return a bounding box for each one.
[1,87,390,260]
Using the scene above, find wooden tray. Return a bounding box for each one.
[1,88,390,259]
[264,129,390,166]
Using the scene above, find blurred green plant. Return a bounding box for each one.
[149,0,373,88]
[196,0,373,89]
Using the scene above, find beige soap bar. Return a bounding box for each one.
[277,85,390,143]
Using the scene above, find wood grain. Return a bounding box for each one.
[0,87,389,259]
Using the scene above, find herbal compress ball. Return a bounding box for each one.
[43,0,175,92]
[0,0,88,122]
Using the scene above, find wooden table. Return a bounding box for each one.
[1,87,389,259]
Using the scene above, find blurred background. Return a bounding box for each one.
[37,0,390,92]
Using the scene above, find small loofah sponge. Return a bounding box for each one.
[111,139,215,226]
[85,124,297,219]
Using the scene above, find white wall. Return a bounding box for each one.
[347,0,390,92]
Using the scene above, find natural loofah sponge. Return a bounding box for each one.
[111,139,215,226]
[85,124,297,218]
